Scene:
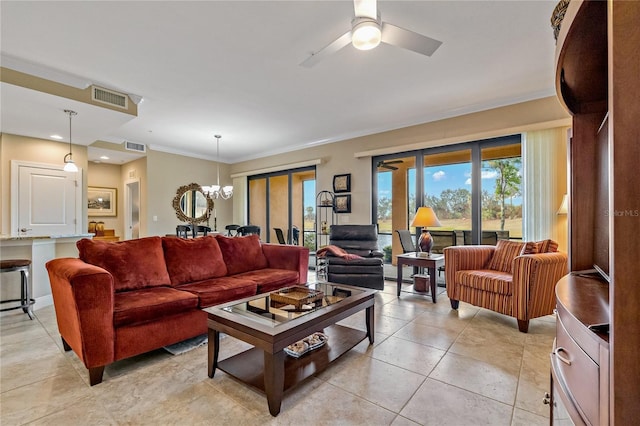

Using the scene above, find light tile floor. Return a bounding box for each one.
[0,279,555,425]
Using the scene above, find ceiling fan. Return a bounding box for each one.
[377,159,404,170]
[300,0,442,68]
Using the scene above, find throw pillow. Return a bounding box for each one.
[521,241,539,255]
[162,235,228,286]
[487,240,526,273]
[77,236,171,292]
[537,239,559,253]
[215,234,268,275]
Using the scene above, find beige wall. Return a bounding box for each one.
[87,162,123,237]
[121,157,147,237]
[145,149,232,236]
[0,133,88,235]
[2,95,571,241]
[231,96,571,225]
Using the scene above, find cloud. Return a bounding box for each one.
[465,170,498,185]
[432,170,445,181]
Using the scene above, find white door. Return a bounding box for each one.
[13,161,82,236]
[125,179,140,240]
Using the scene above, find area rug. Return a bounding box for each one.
[163,334,208,355]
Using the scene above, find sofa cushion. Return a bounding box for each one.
[177,276,257,307]
[77,237,171,292]
[114,286,199,327]
[456,270,513,295]
[162,236,228,286]
[215,235,268,275]
[536,239,559,253]
[487,240,526,273]
[521,241,539,255]
[233,269,299,293]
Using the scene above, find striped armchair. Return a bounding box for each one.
[444,240,568,332]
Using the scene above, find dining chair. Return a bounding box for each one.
[225,224,240,237]
[396,229,419,276]
[274,228,286,244]
[176,224,193,238]
[237,225,261,238]
[194,225,211,237]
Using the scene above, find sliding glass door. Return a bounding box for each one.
[480,143,523,242]
[248,167,315,246]
[373,135,522,275]
[423,149,472,235]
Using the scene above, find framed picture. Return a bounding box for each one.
[333,174,351,193]
[88,187,117,216]
[334,194,351,213]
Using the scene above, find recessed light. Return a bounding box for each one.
[51,134,63,140]
[100,155,110,160]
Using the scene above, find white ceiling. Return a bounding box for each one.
[0,1,558,164]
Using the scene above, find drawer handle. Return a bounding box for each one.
[555,347,572,365]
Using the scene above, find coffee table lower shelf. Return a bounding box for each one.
[217,324,366,393]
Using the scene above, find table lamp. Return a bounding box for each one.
[410,207,442,257]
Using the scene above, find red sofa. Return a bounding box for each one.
[45,234,309,385]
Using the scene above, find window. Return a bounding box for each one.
[373,135,522,274]
[248,167,315,246]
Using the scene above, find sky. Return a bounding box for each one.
[378,162,523,205]
[302,161,523,214]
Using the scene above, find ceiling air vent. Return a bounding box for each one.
[124,141,146,153]
[91,85,128,109]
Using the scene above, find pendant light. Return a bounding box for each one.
[204,135,233,200]
[62,109,78,172]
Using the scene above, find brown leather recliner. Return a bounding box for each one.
[325,225,384,290]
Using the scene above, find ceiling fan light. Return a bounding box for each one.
[352,19,381,50]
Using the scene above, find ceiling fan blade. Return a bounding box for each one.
[300,30,352,68]
[381,22,442,57]
[385,160,403,164]
[353,0,377,19]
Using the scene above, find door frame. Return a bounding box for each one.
[124,178,140,240]
[10,160,83,235]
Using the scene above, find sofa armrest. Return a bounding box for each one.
[45,258,115,369]
[511,252,568,321]
[444,245,496,297]
[261,244,310,284]
[370,250,384,258]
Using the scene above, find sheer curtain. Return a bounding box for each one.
[522,127,569,251]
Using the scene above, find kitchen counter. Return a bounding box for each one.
[0,234,93,312]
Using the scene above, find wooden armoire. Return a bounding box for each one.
[550,0,640,424]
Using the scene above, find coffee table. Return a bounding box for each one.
[396,252,445,302]
[204,282,375,416]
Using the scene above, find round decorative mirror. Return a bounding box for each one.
[172,183,214,224]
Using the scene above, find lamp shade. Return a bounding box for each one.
[557,194,568,215]
[410,207,442,228]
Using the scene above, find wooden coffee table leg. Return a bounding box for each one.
[264,350,285,416]
[366,305,375,344]
[208,329,220,378]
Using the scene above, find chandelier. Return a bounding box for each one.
[203,135,233,200]
[62,109,78,172]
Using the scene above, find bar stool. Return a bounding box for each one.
[0,259,35,319]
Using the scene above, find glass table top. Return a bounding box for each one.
[220,282,365,328]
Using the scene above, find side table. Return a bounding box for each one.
[396,252,445,303]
